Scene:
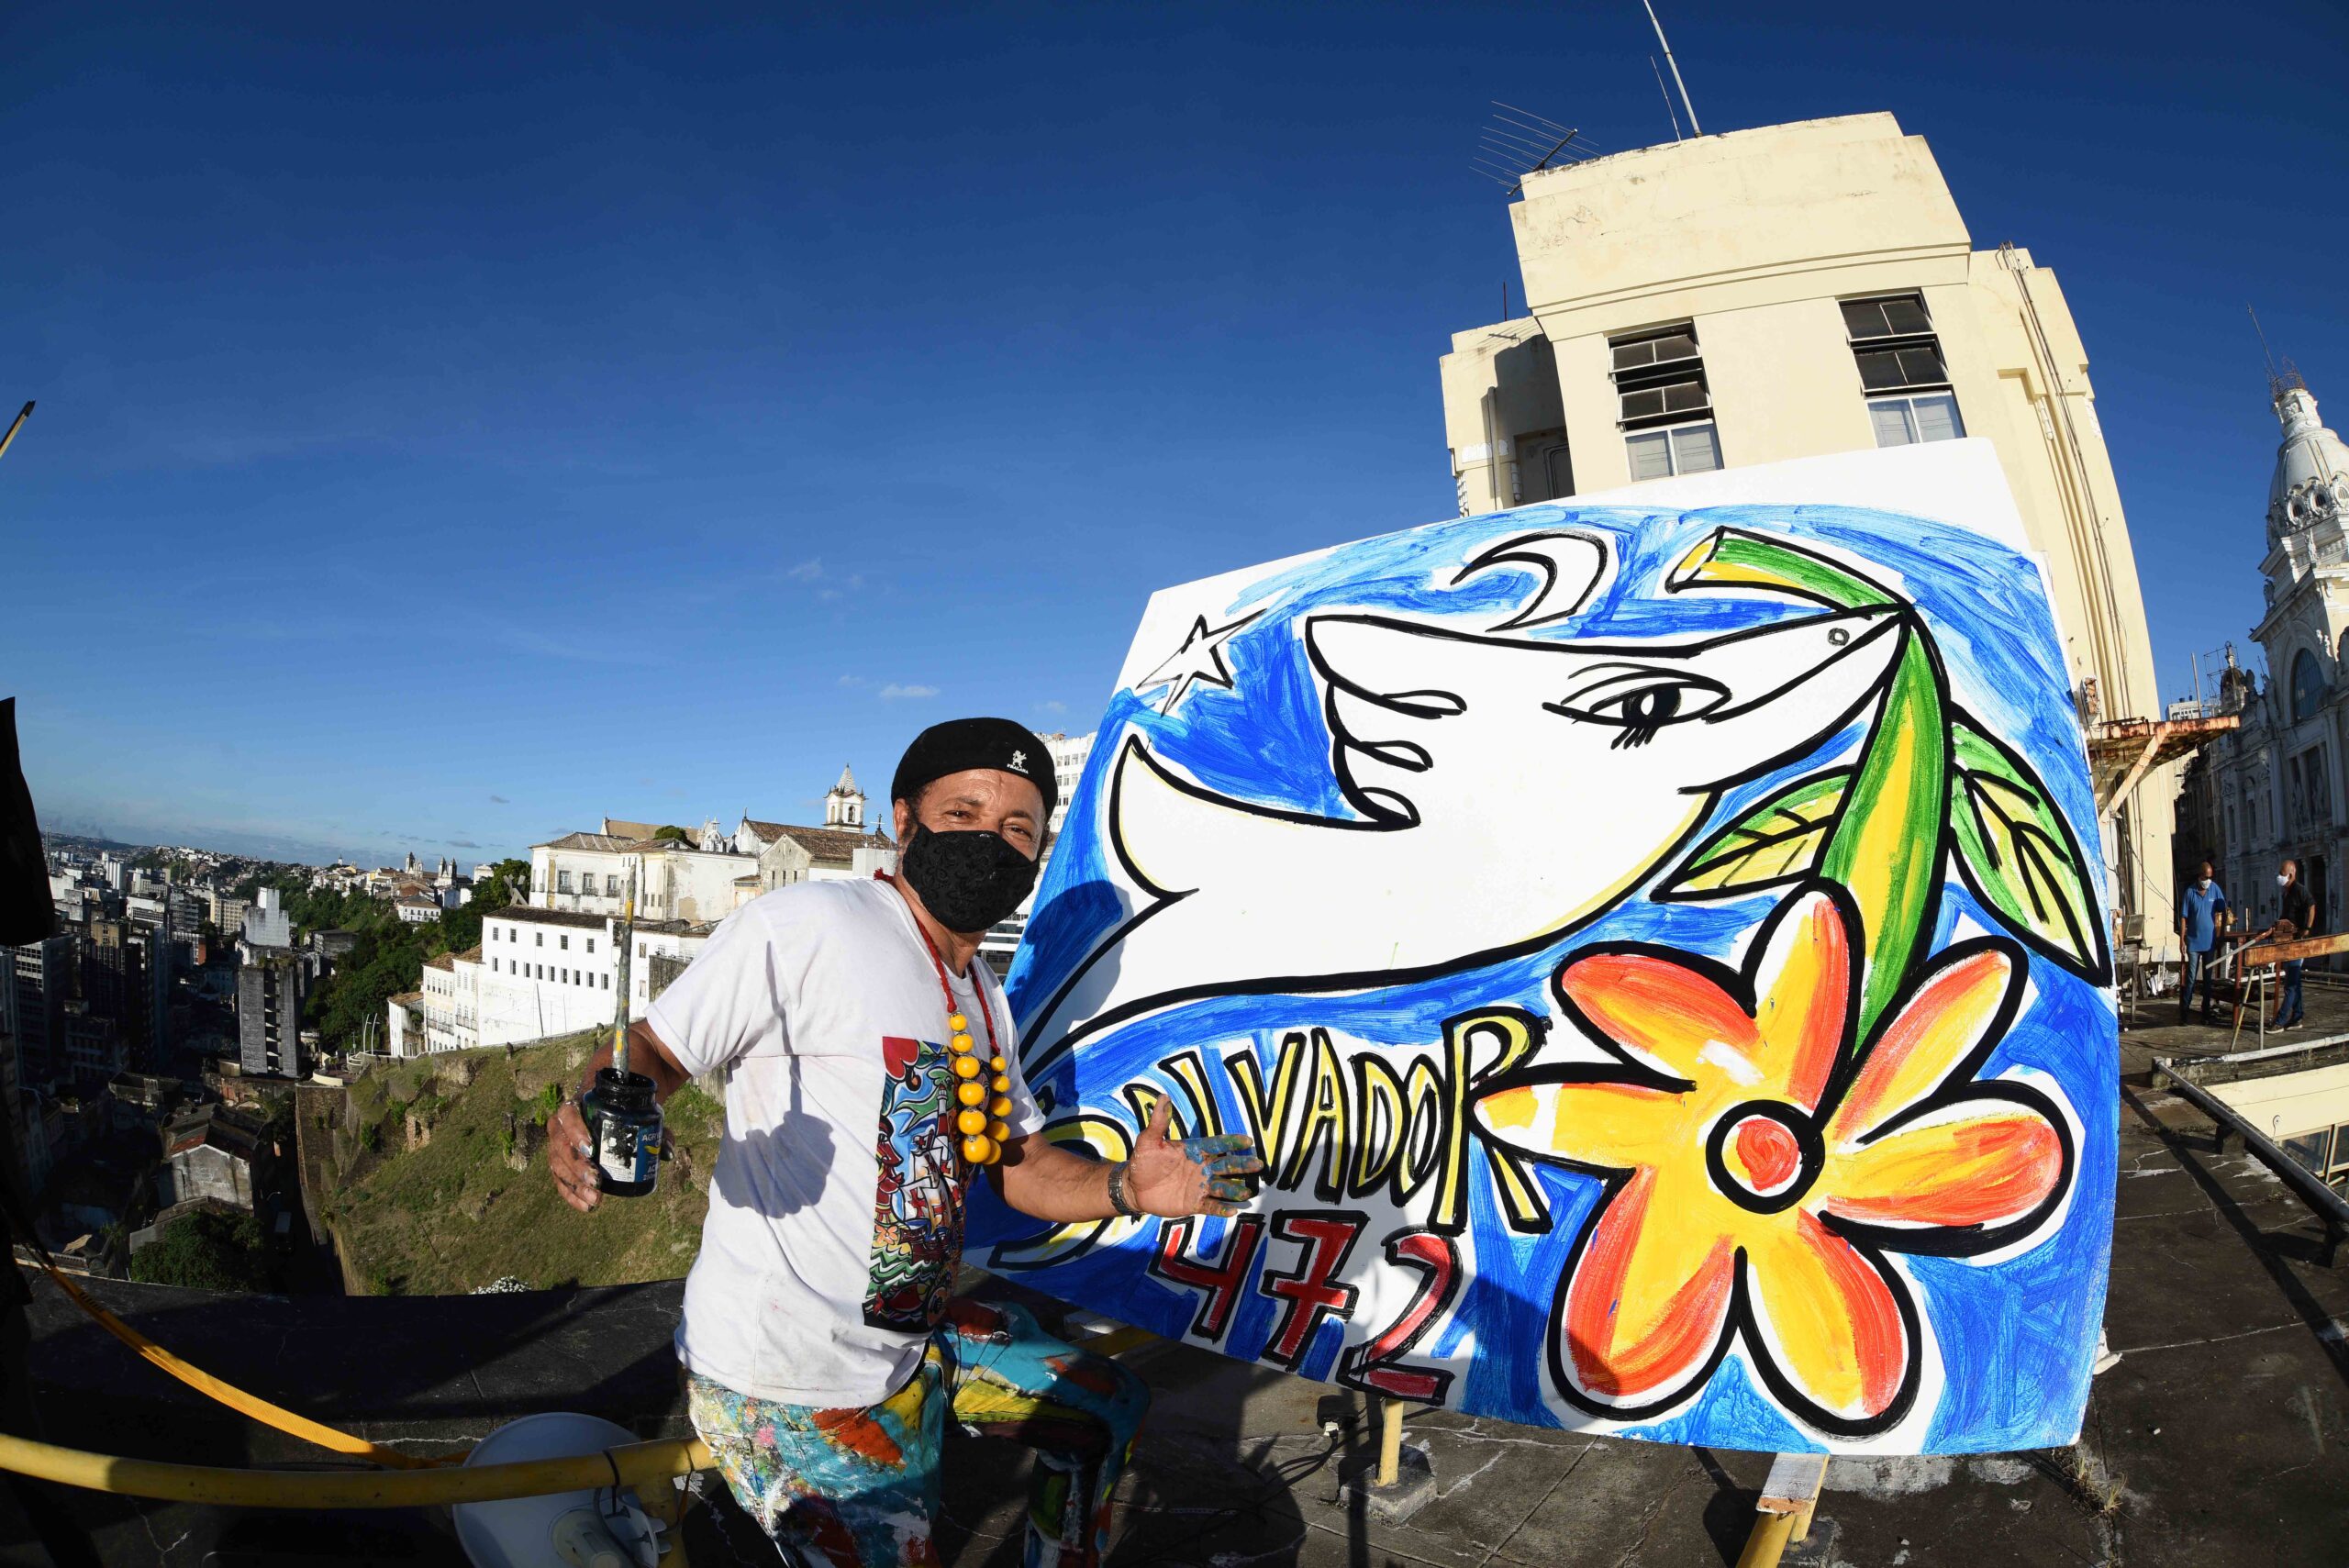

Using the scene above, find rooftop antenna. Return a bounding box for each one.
[0,401,32,464]
[2248,305,2302,399]
[1649,56,1684,141]
[1642,0,1702,137]
[1474,103,1601,195]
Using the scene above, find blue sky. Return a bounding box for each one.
[4,2,2344,865]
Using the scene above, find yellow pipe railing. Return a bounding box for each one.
[0,1430,714,1509]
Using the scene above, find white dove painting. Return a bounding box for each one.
[967,441,2118,1456]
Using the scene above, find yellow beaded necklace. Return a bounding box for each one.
[885,873,1016,1167]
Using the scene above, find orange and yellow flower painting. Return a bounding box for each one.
[1475,885,2073,1437]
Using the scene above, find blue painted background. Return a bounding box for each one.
[968,498,2117,1453]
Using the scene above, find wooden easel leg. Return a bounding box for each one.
[1736,1510,1797,1568]
[1374,1393,1405,1487]
[1738,1452,1829,1568]
[1341,1393,1436,1521]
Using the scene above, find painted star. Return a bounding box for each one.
[1135,610,1263,716]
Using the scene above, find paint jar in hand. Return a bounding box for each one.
[583,1068,662,1197]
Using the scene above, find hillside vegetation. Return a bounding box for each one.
[315,1033,724,1295]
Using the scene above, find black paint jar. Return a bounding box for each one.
[583,1068,662,1198]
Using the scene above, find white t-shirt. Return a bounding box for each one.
[648,875,1042,1407]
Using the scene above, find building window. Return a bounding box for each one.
[1867,392,1965,448]
[607,874,620,896]
[601,974,609,990]
[1842,294,1964,446]
[557,871,573,894]
[586,939,595,953]
[1609,325,1718,484]
[535,932,543,946]
[2293,651,2327,722]
[2281,1123,2349,1195]
[560,935,570,951]
[1625,423,1722,481]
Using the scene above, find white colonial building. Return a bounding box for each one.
[418,951,474,1052]
[2177,371,2349,933]
[531,830,747,925]
[532,773,897,927]
[389,906,718,1057]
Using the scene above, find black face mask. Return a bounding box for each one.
[898,824,1038,935]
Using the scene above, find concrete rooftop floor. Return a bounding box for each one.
[8,987,2349,1567]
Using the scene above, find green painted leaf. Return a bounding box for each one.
[1661,770,1852,898]
[1665,528,1898,612]
[1947,717,2111,983]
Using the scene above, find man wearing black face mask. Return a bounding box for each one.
[547,717,1263,1567]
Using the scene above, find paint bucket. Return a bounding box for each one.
[583,1068,662,1198]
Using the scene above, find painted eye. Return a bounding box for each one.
[1610,684,1693,724]
[1543,666,1731,728]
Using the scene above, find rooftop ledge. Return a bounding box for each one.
[15,1002,2349,1565]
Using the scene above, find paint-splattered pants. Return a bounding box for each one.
[686,1298,1149,1568]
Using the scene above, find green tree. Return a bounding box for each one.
[652,826,689,843]
[476,858,531,908]
[128,1210,272,1292]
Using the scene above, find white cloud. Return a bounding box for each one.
[837,674,869,688]
[879,684,939,701]
[1035,700,1068,715]
[785,559,824,581]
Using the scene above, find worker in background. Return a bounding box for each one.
[2267,857,2315,1030]
[547,717,1263,1568]
[2176,860,2230,1024]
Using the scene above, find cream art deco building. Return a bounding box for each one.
[1440,112,2175,953]
[2176,373,2349,935]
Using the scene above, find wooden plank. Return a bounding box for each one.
[1756,1451,1828,1514]
[2232,931,2349,965]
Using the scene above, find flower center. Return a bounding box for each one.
[1704,1099,1825,1214]
[1731,1116,1801,1194]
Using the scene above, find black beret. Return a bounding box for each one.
[891,717,1059,822]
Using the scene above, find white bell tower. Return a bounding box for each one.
[825,764,864,828]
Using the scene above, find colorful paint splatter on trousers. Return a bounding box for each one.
[687,1299,1149,1568]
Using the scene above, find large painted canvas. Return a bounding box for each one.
[969,440,2116,1454]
